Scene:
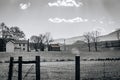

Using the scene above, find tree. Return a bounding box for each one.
[30,34,46,51]
[38,34,46,51]
[10,26,25,40]
[0,22,25,40]
[0,22,11,38]
[30,35,39,51]
[91,31,100,52]
[44,32,53,48]
[83,32,92,52]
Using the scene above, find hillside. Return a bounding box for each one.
[52,29,120,45]
[99,29,120,41]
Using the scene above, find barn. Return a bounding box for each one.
[48,44,60,51]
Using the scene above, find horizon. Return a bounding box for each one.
[0,0,120,39]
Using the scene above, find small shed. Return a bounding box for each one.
[48,44,60,51]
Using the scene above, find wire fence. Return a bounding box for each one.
[1,58,120,80]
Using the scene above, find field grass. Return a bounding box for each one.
[0,50,120,80]
[1,61,120,80]
[0,50,120,62]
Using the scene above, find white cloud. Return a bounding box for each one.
[19,2,31,10]
[48,17,88,23]
[48,0,83,7]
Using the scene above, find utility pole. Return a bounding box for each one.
[27,39,30,52]
[64,39,66,51]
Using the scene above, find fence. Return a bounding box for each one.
[0,56,120,80]
[7,56,80,80]
[8,56,40,80]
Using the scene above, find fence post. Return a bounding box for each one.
[18,56,22,80]
[36,56,40,80]
[8,57,14,80]
[75,56,80,80]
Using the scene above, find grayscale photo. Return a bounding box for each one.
[0,0,120,80]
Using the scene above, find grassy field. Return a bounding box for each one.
[1,61,120,80]
[0,50,120,62]
[0,50,120,80]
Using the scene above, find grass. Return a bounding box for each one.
[0,50,120,80]
[1,61,120,80]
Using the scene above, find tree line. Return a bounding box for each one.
[1,22,120,52]
[84,29,120,52]
[83,31,100,52]
[0,22,53,51]
[30,32,53,51]
[0,22,25,40]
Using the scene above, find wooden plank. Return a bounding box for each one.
[13,61,36,64]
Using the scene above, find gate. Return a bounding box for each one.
[8,56,40,80]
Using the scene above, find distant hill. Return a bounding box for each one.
[52,36,84,45]
[99,29,120,41]
[52,29,120,45]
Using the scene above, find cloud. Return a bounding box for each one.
[19,2,31,10]
[48,17,88,23]
[48,0,83,7]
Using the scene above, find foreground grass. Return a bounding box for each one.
[0,50,120,80]
[1,61,120,80]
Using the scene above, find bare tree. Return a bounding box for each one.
[30,35,39,51]
[91,31,100,52]
[83,32,92,52]
[30,34,46,51]
[38,34,46,51]
[44,32,53,47]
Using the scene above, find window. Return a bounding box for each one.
[23,48,25,51]
[23,43,25,46]
[19,44,21,46]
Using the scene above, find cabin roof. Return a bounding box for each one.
[50,44,60,47]
[8,40,28,44]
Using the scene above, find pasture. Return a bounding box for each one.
[0,50,120,80]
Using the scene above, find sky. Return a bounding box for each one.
[0,0,120,39]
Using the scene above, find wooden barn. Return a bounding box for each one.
[48,44,60,51]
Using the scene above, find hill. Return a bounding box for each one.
[52,29,120,45]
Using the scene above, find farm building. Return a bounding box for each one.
[6,40,29,52]
[48,44,60,51]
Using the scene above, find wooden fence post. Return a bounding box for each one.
[8,57,14,80]
[36,56,40,80]
[18,56,22,80]
[75,56,80,80]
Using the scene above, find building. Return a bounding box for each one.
[48,44,60,51]
[6,40,29,52]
